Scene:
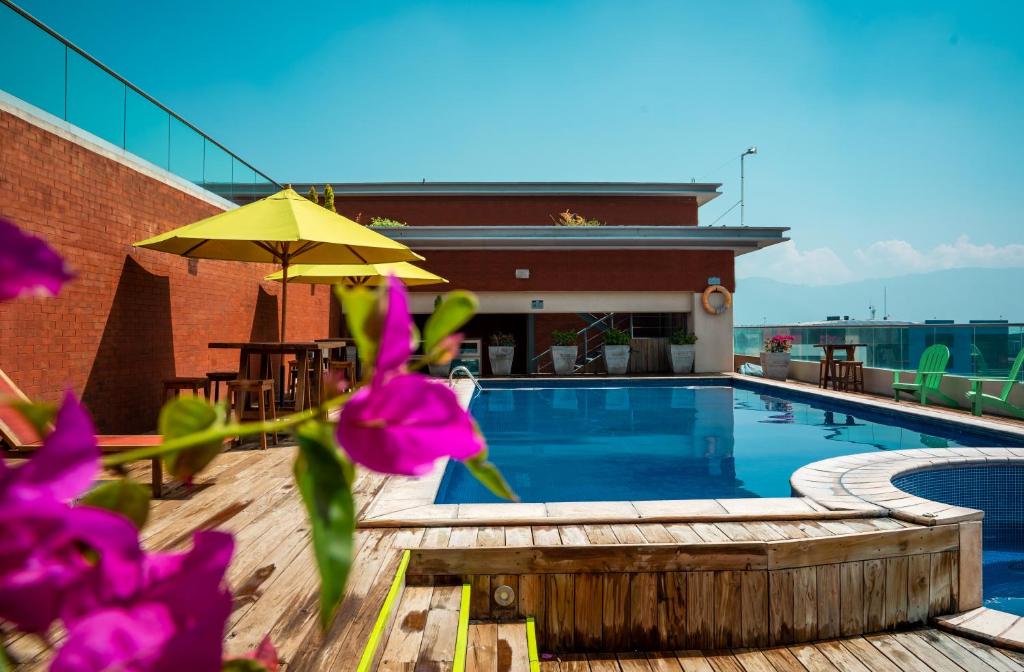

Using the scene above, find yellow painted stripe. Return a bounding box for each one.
[356,549,411,672]
[526,617,541,672]
[452,583,472,672]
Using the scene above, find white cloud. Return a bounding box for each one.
[737,236,1024,286]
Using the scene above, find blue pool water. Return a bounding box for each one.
[436,379,1023,504]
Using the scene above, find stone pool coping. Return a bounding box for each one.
[792,446,1024,651]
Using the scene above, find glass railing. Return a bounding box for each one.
[735,323,1024,378]
[0,0,278,201]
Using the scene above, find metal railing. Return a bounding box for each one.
[0,0,279,201]
[532,313,618,373]
[448,365,482,394]
[735,323,1024,377]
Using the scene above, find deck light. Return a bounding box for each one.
[740,146,758,226]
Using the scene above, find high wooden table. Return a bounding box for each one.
[209,340,348,410]
[813,342,866,389]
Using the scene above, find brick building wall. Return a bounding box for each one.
[0,109,332,433]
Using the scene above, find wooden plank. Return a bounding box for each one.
[740,571,769,648]
[863,559,886,632]
[664,523,704,545]
[703,652,745,672]
[637,523,676,544]
[417,586,462,669]
[559,525,590,546]
[407,543,767,576]
[792,566,817,643]
[729,650,778,672]
[544,574,575,651]
[865,633,934,671]
[766,525,958,569]
[612,524,648,544]
[449,527,480,548]
[497,622,530,672]
[909,629,1009,672]
[815,564,840,640]
[907,554,931,624]
[883,556,909,629]
[504,526,534,547]
[960,520,984,610]
[584,525,619,544]
[712,570,742,649]
[573,573,604,652]
[839,636,903,672]
[533,526,563,546]
[813,640,874,672]
[378,585,433,670]
[602,573,630,651]
[885,631,968,672]
[768,569,794,646]
[518,574,544,621]
[471,575,491,618]
[758,647,808,672]
[686,571,715,650]
[839,561,865,637]
[941,631,1024,672]
[629,572,660,649]
[788,643,841,672]
[466,622,498,672]
[676,651,716,672]
[662,572,688,649]
[929,551,954,616]
[421,526,453,548]
[477,526,506,547]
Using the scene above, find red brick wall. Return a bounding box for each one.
[409,250,735,293]
[335,195,699,227]
[0,109,331,433]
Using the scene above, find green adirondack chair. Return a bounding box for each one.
[965,349,1024,418]
[892,344,958,407]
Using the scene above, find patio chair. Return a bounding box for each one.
[892,344,959,407]
[965,349,1024,419]
[0,369,167,497]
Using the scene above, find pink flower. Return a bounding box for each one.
[0,216,74,301]
[0,393,143,633]
[53,532,234,672]
[337,276,485,476]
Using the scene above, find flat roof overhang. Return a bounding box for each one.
[374,225,789,256]
[262,182,723,206]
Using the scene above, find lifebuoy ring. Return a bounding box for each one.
[702,285,732,315]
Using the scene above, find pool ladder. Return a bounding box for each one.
[448,365,482,394]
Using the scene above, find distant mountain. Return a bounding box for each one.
[735,267,1024,325]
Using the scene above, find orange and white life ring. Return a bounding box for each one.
[701,285,732,315]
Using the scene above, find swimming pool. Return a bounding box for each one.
[894,465,1024,616]
[436,379,1024,504]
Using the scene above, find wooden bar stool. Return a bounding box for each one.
[226,379,278,450]
[206,371,237,403]
[836,360,865,393]
[162,376,210,402]
[288,358,318,409]
[328,360,355,392]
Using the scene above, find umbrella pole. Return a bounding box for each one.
[280,256,289,343]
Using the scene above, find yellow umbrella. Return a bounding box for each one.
[134,188,422,340]
[265,262,447,287]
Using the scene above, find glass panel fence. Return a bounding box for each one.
[735,324,1024,378]
[0,0,278,199]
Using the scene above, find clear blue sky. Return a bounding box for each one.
[13,0,1024,285]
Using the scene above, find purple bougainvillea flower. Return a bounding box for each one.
[338,373,484,476]
[336,276,484,476]
[0,216,74,301]
[53,531,234,672]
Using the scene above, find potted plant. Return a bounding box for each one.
[670,329,698,374]
[488,332,515,376]
[428,295,451,377]
[603,328,631,375]
[551,330,578,375]
[760,334,795,380]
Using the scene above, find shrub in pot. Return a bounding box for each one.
[488,332,515,376]
[669,329,698,374]
[603,328,631,375]
[551,330,578,375]
[760,334,794,380]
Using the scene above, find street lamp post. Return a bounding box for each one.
[740,146,757,226]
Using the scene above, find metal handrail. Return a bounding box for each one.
[448,365,482,393]
[531,312,616,373]
[1,0,279,190]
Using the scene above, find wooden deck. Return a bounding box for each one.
[6,444,1023,670]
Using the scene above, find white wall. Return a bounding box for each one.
[691,291,734,373]
[408,291,695,314]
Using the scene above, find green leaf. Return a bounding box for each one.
[8,400,57,439]
[80,479,151,530]
[293,420,356,630]
[335,285,379,370]
[159,397,226,482]
[424,291,478,356]
[463,447,517,502]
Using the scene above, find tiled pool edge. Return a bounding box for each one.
[792,446,1024,652]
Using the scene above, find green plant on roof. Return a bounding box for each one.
[603,328,630,345]
[490,332,515,346]
[671,329,698,345]
[306,185,320,205]
[552,330,577,346]
[370,216,408,228]
[323,184,336,212]
[552,210,602,227]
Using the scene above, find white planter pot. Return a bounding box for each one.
[428,362,450,378]
[670,344,696,374]
[551,345,578,375]
[604,344,631,375]
[760,351,791,380]
[488,345,514,376]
